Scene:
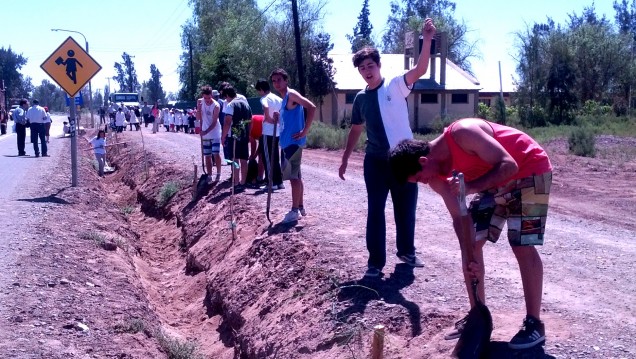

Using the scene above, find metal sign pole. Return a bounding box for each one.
[69,100,78,186]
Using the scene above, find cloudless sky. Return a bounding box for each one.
[3,0,617,97]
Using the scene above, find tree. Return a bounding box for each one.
[147,64,166,104]
[346,0,375,52]
[307,33,335,123]
[381,0,477,73]
[0,47,31,101]
[31,79,66,112]
[114,52,139,92]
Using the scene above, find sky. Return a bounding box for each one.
[3,0,617,97]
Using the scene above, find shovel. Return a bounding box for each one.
[195,136,209,197]
[452,172,493,359]
[265,120,278,225]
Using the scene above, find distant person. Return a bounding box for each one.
[0,106,7,135]
[187,110,196,134]
[129,107,140,131]
[26,99,48,157]
[255,78,284,190]
[108,102,117,124]
[115,107,126,133]
[270,68,316,223]
[388,117,553,350]
[14,99,29,156]
[151,102,159,133]
[197,86,222,183]
[98,106,106,125]
[338,18,436,278]
[62,121,70,136]
[43,106,52,143]
[90,130,107,177]
[221,85,252,189]
[141,101,151,127]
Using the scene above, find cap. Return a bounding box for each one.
[212,90,220,97]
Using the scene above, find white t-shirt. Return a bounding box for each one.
[260,92,282,137]
[200,99,221,140]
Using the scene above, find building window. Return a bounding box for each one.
[420,93,438,104]
[452,93,469,104]
[345,93,356,104]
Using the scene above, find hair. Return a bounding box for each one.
[352,47,381,67]
[270,68,289,81]
[19,99,28,106]
[32,99,39,105]
[254,79,270,92]
[221,85,236,99]
[388,139,431,183]
[200,85,213,96]
[97,130,106,138]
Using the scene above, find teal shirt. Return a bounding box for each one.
[280,93,306,149]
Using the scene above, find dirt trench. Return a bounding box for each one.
[103,145,366,359]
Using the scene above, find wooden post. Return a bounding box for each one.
[371,324,385,359]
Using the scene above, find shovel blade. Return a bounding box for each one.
[452,303,493,359]
[195,174,209,198]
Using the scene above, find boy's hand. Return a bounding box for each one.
[422,18,436,38]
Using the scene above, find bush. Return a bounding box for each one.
[306,122,365,151]
[518,105,548,127]
[477,102,491,119]
[154,329,203,359]
[568,127,596,157]
[157,181,181,206]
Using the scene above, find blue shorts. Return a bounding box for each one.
[202,139,220,156]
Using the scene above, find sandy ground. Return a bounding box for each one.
[0,123,634,359]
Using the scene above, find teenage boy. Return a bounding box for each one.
[388,118,553,350]
[197,86,222,183]
[221,85,252,189]
[338,18,436,278]
[270,68,316,224]
[255,79,284,190]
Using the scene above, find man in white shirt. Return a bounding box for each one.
[197,86,222,183]
[255,79,284,190]
[26,99,48,157]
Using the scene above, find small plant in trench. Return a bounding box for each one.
[154,329,204,359]
[157,181,181,207]
[120,205,135,216]
[80,231,107,247]
[114,318,149,335]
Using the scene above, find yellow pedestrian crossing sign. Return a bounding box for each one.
[41,36,101,97]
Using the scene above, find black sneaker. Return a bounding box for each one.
[398,254,424,267]
[364,266,382,278]
[444,314,469,340]
[508,315,546,349]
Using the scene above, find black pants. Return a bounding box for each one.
[30,123,47,156]
[0,123,6,135]
[143,114,149,126]
[261,135,282,186]
[16,123,27,155]
[100,115,106,124]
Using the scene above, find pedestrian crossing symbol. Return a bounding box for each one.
[41,36,101,97]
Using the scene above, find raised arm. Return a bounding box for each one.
[404,18,436,86]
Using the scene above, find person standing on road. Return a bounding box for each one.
[270,68,316,224]
[129,107,140,131]
[338,18,436,278]
[26,99,48,157]
[98,106,106,125]
[388,118,553,350]
[115,107,126,133]
[221,85,252,190]
[43,106,52,143]
[255,79,284,190]
[141,101,151,127]
[197,85,222,184]
[14,99,29,156]
[0,106,7,135]
[90,130,107,177]
[151,103,159,133]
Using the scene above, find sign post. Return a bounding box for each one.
[40,36,101,187]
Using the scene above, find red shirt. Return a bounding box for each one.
[444,120,552,183]
[250,115,263,139]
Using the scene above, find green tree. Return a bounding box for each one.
[307,33,335,123]
[0,47,31,101]
[346,0,375,52]
[147,64,166,104]
[114,52,139,92]
[31,79,66,112]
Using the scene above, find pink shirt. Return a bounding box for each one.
[444,120,552,183]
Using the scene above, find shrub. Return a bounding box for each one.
[157,181,181,206]
[477,102,491,119]
[121,205,134,216]
[306,122,365,151]
[568,127,596,157]
[154,329,203,359]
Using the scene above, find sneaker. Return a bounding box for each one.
[276,184,285,190]
[281,210,300,224]
[508,315,546,349]
[364,266,382,278]
[444,314,468,340]
[398,254,424,267]
[299,207,306,216]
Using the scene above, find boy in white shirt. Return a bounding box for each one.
[197,86,222,183]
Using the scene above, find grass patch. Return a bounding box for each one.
[114,318,148,335]
[157,181,181,207]
[306,122,365,151]
[80,231,107,247]
[121,205,135,216]
[154,329,204,359]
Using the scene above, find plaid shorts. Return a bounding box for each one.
[469,172,552,246]
[281,145,303,180]
[202,139,220,156]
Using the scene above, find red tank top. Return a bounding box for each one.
[443,120,552,183]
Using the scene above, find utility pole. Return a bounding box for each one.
[291,0,306,96]
[189,36,195,99]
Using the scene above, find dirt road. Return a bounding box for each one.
[0,124,634,358]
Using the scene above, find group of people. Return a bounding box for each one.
[196,69,315,224]
[336,18,552,351]
[10,99,52,157]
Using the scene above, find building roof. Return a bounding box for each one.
[329,53,481,92]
